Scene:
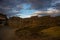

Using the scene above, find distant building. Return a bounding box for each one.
[0,13,7,26]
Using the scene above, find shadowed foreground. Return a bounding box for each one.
[0,26,60,40]
[0,26,19,40]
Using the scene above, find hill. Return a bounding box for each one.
[8,16,60,28]
[0,14,60,40]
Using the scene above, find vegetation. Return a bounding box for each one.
[0,14,60,40]
[8,16,60,28]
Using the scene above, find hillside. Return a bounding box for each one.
[8,16,60,28]
[7,16,60,40]
[0,15,60,40]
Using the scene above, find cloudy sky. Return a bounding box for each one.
[0,0,60,18]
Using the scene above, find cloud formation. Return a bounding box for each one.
[27,0,52,10]
[31,8,60,17]
[0,0,60,18]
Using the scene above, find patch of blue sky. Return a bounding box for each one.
[20,9,37,18]
[20,9,37,15]
[19,3,37,18]
[21,3,31,9]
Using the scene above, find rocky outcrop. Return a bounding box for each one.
[0,13,7,26]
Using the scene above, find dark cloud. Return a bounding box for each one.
[0,0,59,8]
[27,0,52,10]
[0,0,2,3]
[6,13,18,17]
[0,0,60,17]
[54,3,60,10]
[1,0,53,11]
[1,0,53,9]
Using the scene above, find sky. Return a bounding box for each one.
[0,0,60,18]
